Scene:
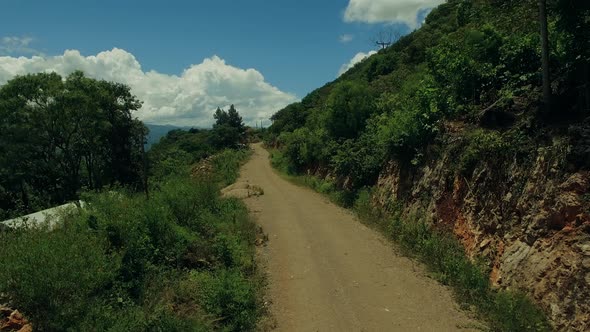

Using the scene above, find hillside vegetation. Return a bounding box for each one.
[270,0,588,187]
[267,0,589,330]
[0,78,263,330]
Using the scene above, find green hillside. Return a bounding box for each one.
[269,0,589,189]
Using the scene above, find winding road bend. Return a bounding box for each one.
[239,143,480,331]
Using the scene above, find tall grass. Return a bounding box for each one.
[0,149,261,331]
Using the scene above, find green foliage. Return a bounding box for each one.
[0,71,145,218]
[380,82,442,160]
[149,146,195,179]
[261,0,588,329]
[0,224,117,331]
[427,25,504,108]
[266,102,310,145]
[277,127,331,171]
[148,108,251,181]
[268,0,590,185]
[210,124,242,150]
[330,134,387,190]
[211,105,246,149]
[0,149,261,331]
[269,148,297,175]
[455,128,532,176]
[352,187,374,221]
[191,270,259,331]
[149,129,213,180]
[324,81,376,139]
[210,149,253,186]
[457,129,510,175]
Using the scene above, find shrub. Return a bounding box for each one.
[0,223,118,331]
[0,147,262,331]
[210,149,252,186]
[191,270,260,331]
[457,129,510,175]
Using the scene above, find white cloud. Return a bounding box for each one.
[0,36,39,55]
[338,50,377,76]
[339,34,354,43]
[0,48,297,127]
[343,0,444,28]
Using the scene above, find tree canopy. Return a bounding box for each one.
[0,71,145,218]
[211,104,246,148]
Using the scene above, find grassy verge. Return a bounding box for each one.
[268,148,356,207]
[0,149,262,331]
[269,148,551,332]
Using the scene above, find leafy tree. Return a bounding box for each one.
[0,71,145,217]
[211,105,246,148]
[269,102,309,135]
[324,81,375,139]
[210,124,242,149]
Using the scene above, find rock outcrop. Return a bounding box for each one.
[0,306,32,332]
[221,182,264,199]
[372,134,590,331]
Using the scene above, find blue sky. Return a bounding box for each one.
[0,0,442,126]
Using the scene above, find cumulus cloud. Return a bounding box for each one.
[338,50,377,76]
[0,36,39,55]
[343,0,443,28]
[0,48,297,127]
[339,34,354,43]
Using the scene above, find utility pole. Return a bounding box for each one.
[539,0,551,113]
[376,41,391,50]
[373,28,399,50]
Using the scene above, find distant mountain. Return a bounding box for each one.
[145,124,194,149]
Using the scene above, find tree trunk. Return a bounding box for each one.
[539,0,551,112]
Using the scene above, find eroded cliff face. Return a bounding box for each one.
[373,134,590,331]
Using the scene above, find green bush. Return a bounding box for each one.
[457,129,510,175]
[158,176,219,228]
[0,224,118,331]
[330,135,387,190]
[352,188,374,222]
[0,148,262,331]
[323,81,376,139]
[210,149,252,186]
[269,149,297,175]
[370,76,444,164]
[191,270,260,332]
[277,128,331,171]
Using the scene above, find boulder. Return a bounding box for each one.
[221,182,264,199]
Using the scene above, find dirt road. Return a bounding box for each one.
[239,144,479,331]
